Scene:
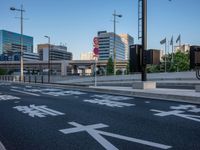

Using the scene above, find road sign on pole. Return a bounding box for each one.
[93,37,99,56]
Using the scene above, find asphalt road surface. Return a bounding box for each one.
[0,82,200,150]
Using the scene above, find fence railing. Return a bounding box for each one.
[0,75,51,83]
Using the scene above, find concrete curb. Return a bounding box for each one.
[3,81,200,105]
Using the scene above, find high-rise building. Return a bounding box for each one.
[80,52,95,60]
[37,44,72,61]
[119,34,134,60]
[0,30,33,54]
[97,31,133,61]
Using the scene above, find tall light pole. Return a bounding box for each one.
[141,0,147,81]
[113,10,122,75]
[139,0,172,80]
[10,5,25,82]
[44,36,50,83]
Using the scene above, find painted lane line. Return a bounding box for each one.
[59,122,172,150]
[11,89,40,96]
[0,141,6,150]
[97,130,171,150]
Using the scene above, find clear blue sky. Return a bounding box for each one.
[1,0,200,59]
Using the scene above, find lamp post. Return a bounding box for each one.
[113,10,122,75]
[44,36,50,83]
[10,5,25,82]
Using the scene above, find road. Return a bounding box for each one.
[0,82,200,150]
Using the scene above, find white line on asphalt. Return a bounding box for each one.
[60,122,172,150]
[11,89,40,96]
[0,141,6,150]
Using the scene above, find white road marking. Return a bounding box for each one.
[151,109,200,123]
[170,105,196,110]
[11,89,40,96]
[11,86,20,89]
[84,94,134,108]
[25,86,32,88]
[84,99,134,107]
[91,94,133,101]
[13,104,65,118]
[0,95,20,101]
[189,108,200,113]
[60,122,172,150]
[0,141,6,150]
[145,101,150,104]
[170,104,200,113]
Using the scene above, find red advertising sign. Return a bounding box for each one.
[93,37,99,57]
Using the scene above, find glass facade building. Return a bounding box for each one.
[0,30,33,55]
[97,31,133,61]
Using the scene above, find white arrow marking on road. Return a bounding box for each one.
[59,122,172,150]
[11,89,40,96]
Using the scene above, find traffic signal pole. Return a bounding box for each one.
[141,0,147,81]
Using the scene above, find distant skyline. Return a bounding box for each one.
[1,0,200,59]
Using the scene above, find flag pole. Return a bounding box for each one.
[165,40,167,72]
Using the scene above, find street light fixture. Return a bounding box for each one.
[44,35,51,83]
[113,10,122,75]
[10,5,25,82]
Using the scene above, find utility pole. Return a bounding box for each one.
[44,36,51,83]
[113,10,122,75]
[10,5,25,82]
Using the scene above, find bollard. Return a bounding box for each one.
[41,76,43,84]
[35,76,36,83]
[29,76,31,83]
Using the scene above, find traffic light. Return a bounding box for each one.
[129,44,142,73]
[190,46,200,69]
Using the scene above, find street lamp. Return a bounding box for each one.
[113,10,122,75]
[10,5,25,82]
[44,35,51,83]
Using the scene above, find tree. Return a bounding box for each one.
[106,57,114,75]
[0,68,7,75]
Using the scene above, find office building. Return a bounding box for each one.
[80,52,95,60]
[0,52,39,61]
[119,34,134,60]
[97,31,133,61]
[37,44,72,61]
[146,49,161,65]
[174,44,190,53]
[0,30,33,55]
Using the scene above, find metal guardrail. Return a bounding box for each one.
[0,75,49,83]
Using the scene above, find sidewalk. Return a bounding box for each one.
[89,86,200,104]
